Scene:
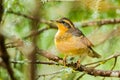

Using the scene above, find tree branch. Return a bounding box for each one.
[0,1,16,80]
[81,18,120,27]
[6,10,120,28]
[9,48,120,78]
[28,1,41,80]
[0,35,16,80]
[37,48,120,78]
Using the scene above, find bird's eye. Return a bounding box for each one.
[60,21,65,24]
[60,21,71,28]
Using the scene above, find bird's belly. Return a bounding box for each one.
[55,40,88,56]
[55,32,89,56]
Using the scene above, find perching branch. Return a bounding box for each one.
[9,48,120,78]
[37,48,120,78]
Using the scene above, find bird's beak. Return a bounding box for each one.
[50,20,55,22]
[50,20,57,27]
[50,20,60,23]
[50,20,60,27]
[50,20,62,29]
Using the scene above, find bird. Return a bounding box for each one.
[53,17,101,63]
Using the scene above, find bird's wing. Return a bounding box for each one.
[68,28,93,47]
[69,28,101,58]
[80,36,94,47]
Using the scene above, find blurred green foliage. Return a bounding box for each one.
[1,0,120,80]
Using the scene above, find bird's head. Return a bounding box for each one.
[52,17,75,32]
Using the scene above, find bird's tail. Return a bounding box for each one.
[88,47,101,58]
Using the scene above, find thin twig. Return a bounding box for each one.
[24,26,57,39]
[10,60,58,65]
[84,53,120,66]
[111,57,117,70]
[36,70,62,80]
[7,11,37,21]
[76,73,86,80]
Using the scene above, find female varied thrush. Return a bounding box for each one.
[53,17,101,62]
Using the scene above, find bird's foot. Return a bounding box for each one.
[63,56,67,66]
[75,60,80,69]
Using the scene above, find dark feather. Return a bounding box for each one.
[67,28,84,37]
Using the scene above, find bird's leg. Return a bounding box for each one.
[75,55,86,69]
[76,59,80,69]
[63,55,68,66]
[68,56,81,69]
